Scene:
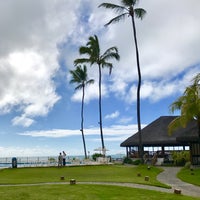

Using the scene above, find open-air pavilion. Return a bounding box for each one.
[120,116,200,165]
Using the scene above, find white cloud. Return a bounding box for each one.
[0,0,200,126]
[105,111,120,120]
[91,0,200,104]
[18,124,145,138]
[118,117,133,124]
[0,0,80,126]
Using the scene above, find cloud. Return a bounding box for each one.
[91,0,200,104]
[105,111,120,120]
[1,0,200,127]
[18,124,145,138]
[0,0,80,126]
[0,145,59,157]
[118,117,133,124]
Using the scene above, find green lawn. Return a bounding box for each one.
[0,184,199,200]
[0,165,168,188]
[0,165,199,200]
[177,167,200,186]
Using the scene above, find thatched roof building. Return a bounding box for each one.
[120,116,200,165]
[120,116,199,148]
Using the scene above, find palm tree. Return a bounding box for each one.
[70,65,94,159]
[168,73,200,137]
[74,35,120,153]
[99,0,146,159]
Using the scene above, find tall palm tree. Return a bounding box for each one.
[168,73,200,137]
[99,0,146,159]
[70,65,94,159]
[74,35,120,153]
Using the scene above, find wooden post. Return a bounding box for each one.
[174,189,181,194]
[70,179,76,185]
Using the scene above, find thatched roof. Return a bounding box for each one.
[120,116,199,147]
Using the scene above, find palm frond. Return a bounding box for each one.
[134,8,146,20]
[86,79,95,85]
[99,3,126,14]
[101,47,120,60]
[79,46,91,56]
[74,58,91,66]
[102,62,113,75]
[122,0,139,7]
[168,117,182,135]
[192,72,200,85]
[75,84,83,90]
[105,13,129,26]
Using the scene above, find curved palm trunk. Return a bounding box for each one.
[81,85,87,159]
[98,64,105,152]
[131,12,143,160]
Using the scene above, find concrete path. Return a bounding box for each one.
[157,167,200,198]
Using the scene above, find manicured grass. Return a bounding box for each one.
[177,167,200,186]
[0,165,168,188]
[0,184,199,200]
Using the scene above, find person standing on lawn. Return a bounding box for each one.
[62,151,66,166]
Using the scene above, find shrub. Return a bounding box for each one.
[132,159,141,165]
[92,153,103,161]
[172,151,190,166]
[123,157,133,164]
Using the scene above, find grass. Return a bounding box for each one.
[0,184,199,200]
[0,165,168,188]
[177,167,200,186]
[0,165,199,199]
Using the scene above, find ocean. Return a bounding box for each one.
[0,154,125,168]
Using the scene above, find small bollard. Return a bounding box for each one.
[145,176,149,181]
[174,189,181,194]
[70,179,76,185]
[137,173,141,177]
[60,176,65,180]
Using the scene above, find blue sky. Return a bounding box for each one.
[0,0,199,157]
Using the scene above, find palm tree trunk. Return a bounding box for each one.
[131,13,143,160]
[81,85,87,159]
[98,64,105,152]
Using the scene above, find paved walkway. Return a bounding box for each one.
[157,167,200,198]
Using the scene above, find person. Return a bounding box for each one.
[62,151,66,166]
[58,152,63,167]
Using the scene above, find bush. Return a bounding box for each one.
[132,159,141,165]
[172,151,190,166]
[123,157,133,164]
[92,153,103,161]
[123,157,141,165]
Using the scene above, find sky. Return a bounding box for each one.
[0,0,199,157]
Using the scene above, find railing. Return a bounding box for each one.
[0,156,86,168]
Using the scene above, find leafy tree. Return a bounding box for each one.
[99,0,146,158]
[168,73,200,137]
[70,65,94,159]
[74,35,120,152]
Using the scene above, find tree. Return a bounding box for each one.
[70,65,94,159]
[168,73,200,137]
[74,35,120,153]
[99,0,146,158]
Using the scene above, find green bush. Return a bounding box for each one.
[123,157,133,164]
[132,159,141,165]
[92,153,103,161]
[123,157,141,165]
[172,151,190,166]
